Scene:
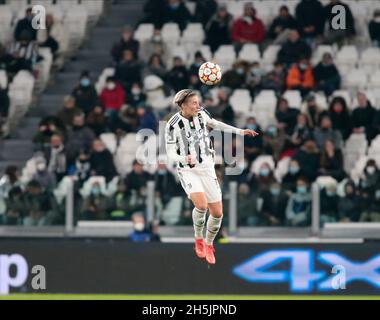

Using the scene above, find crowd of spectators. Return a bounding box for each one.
[1,0,380,229]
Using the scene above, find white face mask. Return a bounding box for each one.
[134,222,145,231]
[132,88,141,95]
[107,82,116,90]
[374,16,380,23]
[367,166,376,175]
[37,163,46,171]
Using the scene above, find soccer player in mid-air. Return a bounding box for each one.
[165,89,259,265]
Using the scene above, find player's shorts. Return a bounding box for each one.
[176,166,222,203]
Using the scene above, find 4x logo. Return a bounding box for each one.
[233,249,380,292]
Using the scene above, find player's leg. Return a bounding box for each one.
[189,192,208,259]
[202,168,223,265]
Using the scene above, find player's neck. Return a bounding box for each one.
[180,110,192,120]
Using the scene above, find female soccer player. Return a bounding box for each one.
[165,89,258,265]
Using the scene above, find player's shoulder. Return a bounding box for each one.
[199,106,213,119]
[166,112,181,130]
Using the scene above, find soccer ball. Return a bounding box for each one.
[198,62,222,85]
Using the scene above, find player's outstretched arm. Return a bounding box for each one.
[207,118,259,137]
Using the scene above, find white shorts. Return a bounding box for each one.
[176,166,222,203]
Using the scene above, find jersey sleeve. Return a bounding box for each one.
[165,122,187,163]
[201,107,244,135]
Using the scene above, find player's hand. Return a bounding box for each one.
[185,155,197,165]
[242,129,259,137]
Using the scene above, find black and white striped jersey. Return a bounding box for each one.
[165,106,243,169]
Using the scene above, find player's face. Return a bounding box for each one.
[183,95,200,116]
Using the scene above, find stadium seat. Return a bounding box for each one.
[262,45,280,66]
[274,156,291,182]
[161,23,181,45]
[80,176,107,197]
[316,176,338,188]
[331,90,352,108]
[0,70,8,89]
[283,90,302,109]
[238,44,261,62]
[343,69,368,90]
[335,45,359,68]
[368,71,380,90]
[134,23,155,42]
[0,5,13,44]
[181,23,205,45]
[229,89,252,114]
[213,45,236,71]
[100,133,117,154]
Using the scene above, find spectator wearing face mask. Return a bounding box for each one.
[89,139,117,183]
[111,25,139,63]
[250,162,276,193]
[129,213,156,242]
[126,82,146,108]
[286,57,315,97]
[338,181,361,222]
[45,134,67,182]
[205,4,233,53]
[301,94,327,129]
[320,184,339,225]
[328,97,352,140]
[222,60,249,89]
[314,115,343,150]
[72,71,99,115]
[369,9,380,47]
[359,159,380,195]
[32,158,56,190]
[143,53,167,80]
[289,113,313,148]
[276,97,300,135]
[246,61,263,96]
[73,151,91,186]
[259,182,289,226]
[285,177,311,226]
[81,182,108,220]
[263,125,286,162]
[140,30,169,63]
[33,117,66,152]
[268,5,298,45]
[243,117,263,163]
[319,139,345,181]
[232,3,266,46]
[100,77,126,132]
[293,139,320,182]
[281,160,303,192]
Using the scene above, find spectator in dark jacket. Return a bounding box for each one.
[115,49,142,91]
[249,163,276,193]
[324,0,356,44]
[320,184,339,224]
[14,7,37,41]
[369,9,380,47]
[162,0,192,31]
[319,139,345,181]
[56,95,81,129]
[313,115,343,149]
[72,71,99,115]
[313,52,341,96]
[338,181,361,222]
[268,5,298,44]
[232,3,266,45]
[65,113,96,165]
[236,183,260,226]
[290,113,313,148]
[86,106,108,137]
[243,117,263,163]
[0,85,9,136]
[111,25,140,63]
[282,159,305,192]
[154,162,180,207]
[295,0,325,41]
[293,139,320,182]
[328,96,352,140]
[81,181,109,220]
[126,82,146,108]
[89,139,117,182]
[205,4,233,52]
[259,182,289,226]
[262,62,286,94]
[359,159,380,195]
[167,56,189,92]
[137,106,158,133]
[193,0,218,26]
[276,97,300,135]
[352,91,376,141]
[277,29,312,66]
[125,160,153,193]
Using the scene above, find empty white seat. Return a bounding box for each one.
[80,176,107,197]
[283,90,302,109]
[134,23,154,42]
[0,70,8,89]
[343,69,368,90]
[229,89,252,114]
[368,71,380,89]
[100,133,117,154]
[335,45,359,67]
[359,47,380,68]
[251,155,276,175]
[274,156,291,182]
[262,45,280,66]
[238,44,261,62]
[161,23,181,44]
[213,45,236,71]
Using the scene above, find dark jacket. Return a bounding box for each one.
[0,88,10,118]
[14,17,37,41]
[369,20,380,42]
[277,39,312,65]
[89,149,117,182]
[72,85,99,115]
[111,38,140,63]
[268,15,298,39]
[295,0,325,37]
